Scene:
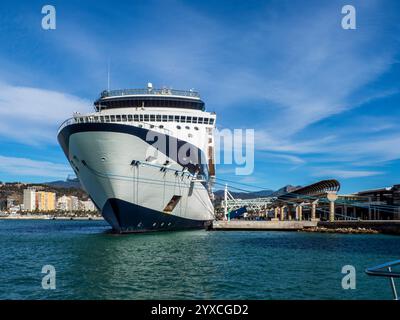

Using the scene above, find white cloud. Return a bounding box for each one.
[0,82,90,145]
[123,1,399,174]
[0,155,72,180]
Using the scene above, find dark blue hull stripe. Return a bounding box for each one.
[57,122,208,176]
[102,198,210,233]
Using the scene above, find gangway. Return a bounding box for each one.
[221,184,274,218]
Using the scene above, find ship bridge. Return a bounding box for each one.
[94,84,205,111]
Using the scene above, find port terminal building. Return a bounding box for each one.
[221,180,400,222]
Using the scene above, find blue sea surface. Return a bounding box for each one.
[0,219,399,300]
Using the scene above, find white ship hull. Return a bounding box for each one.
[58,122,214,233]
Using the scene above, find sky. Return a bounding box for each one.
[0,0,399,193]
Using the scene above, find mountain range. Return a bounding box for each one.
[44,179,301,201]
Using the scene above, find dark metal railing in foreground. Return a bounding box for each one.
[366,259,400,300]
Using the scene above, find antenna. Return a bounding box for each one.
[107,59,110,91]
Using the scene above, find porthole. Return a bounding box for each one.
[194,126,199,130]
[159,125,164,129]
[188,133,193,138]
[152,222,157,227]
[101,157,106,162]
[177,125,181,129]
[150,124,155,128]
[185,126,190,130]
[161,222,165,227]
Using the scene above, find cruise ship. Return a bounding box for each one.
[57,84,216,233]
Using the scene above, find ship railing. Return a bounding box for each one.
[365,259,400,300]
[100,88,200,99]
[57,116,174,136]
[58,117,76,133]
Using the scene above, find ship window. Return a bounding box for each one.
[150,115,155,121]
[128,115,133,121]
[159,125,164,129]
[163,195,182,212]
[168,115,174,122]
[156,115,161,121]
[144,114,149,121]
[180,116,186,123]
[94,116,98,122]
[185,126,190,130]
[194,126,199,130]
[105,116,110,122]
[134,115,139,121]
[209,118,215,125]
[121,115,127,121]
[187,116,192,123]
[192,117,198,123]
[110,115,115,122]
[203,118,209,124]
[177,125,181,129]
[162,115,167,122]
[150,124,155,128]
[100,116,104,122]
[188,133,193,138]
[198,117,203,124]
[139,115,143,121]
[115,115,121,122]
[174,115,180,122]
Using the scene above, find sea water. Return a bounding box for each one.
[0,219,398,299]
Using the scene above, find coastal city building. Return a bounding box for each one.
[70,196,79,211]
[80,199,96,211]
[56,195,96,212]
[6,196,17,210]
[0,199,6,211]
[35,191,56,212]
[23,188,36,211]
[56,195,71,211]
[8,204,23,214]
[23,188,57,212]
[355,184,400,220]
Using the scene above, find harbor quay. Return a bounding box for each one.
[212,179,400,235]
[210,220,400,235]
[211,220,318,231]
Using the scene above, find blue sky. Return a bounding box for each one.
[0,0,399,193]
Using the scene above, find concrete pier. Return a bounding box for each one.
[211,220,318,231]
[210,220,400,235]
